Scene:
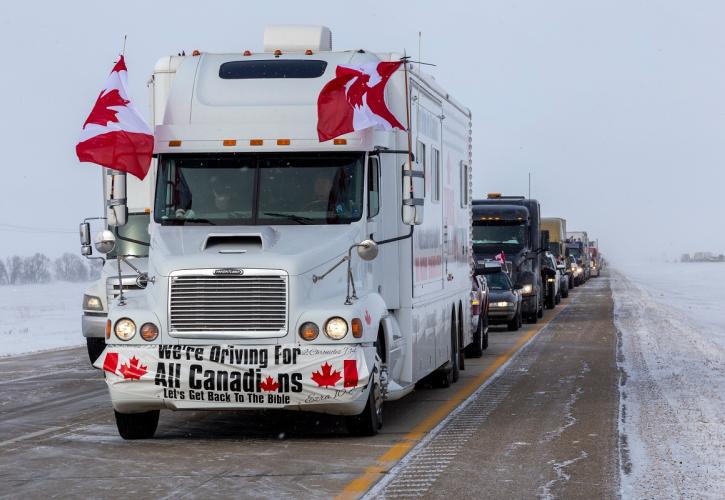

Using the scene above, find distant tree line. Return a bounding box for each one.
[0,253,102,285]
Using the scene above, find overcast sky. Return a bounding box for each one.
[1,0,723,263]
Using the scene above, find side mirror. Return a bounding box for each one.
[356,239,379,261]
[79,222,92,256]
[401,160,424,225]
[94,229,116,254]
[106,170,128,227]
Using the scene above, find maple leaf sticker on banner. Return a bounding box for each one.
[260,376,280,392]
[118,356,148,380]
[311,362,342,387]
[364,310,372,326]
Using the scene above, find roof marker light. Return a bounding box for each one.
[305,49,313,55]
[250,139,263,146]
[274,49,282,56]
[277,139,290,146]
[192,50,201,56]
[169,140,182,147]
[223,139,237,146]
[243,50,252,56]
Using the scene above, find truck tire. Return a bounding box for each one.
[451,316,461,383]
[86,338,105,364]
[346,382,382,436]
[114,410,159,440]
[433,317,458,388]
[465,315,484,358]
[545,284,555,309]
[562,281,569,298]
[507,311,520,331]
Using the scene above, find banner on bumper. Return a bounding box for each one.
[93,344,371,407]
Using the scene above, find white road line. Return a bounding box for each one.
[0,426,64,447]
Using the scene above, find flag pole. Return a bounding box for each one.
[403,54,413,170]
[121,35,127,56]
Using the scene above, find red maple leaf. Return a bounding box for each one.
[260,375,280,392]
[364,310,372,326]
[83,89,129,128]
[311,362,342,387]
[119,356,147,380]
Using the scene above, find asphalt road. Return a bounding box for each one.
[0,276,618,499]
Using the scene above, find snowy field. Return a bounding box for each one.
[0,282,88,357]
[612,262,725,499]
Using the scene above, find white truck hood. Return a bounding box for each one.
[150,224,362,277]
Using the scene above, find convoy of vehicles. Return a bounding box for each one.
[566,231,590,285]
[79,26,479,439]
[77,25,603,440]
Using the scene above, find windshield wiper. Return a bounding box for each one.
[263,212,313,225]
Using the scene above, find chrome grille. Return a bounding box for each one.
[168,270,287,337]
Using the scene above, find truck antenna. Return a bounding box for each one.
[121,35,127,56]
[418,31,422,73]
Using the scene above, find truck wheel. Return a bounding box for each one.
[86,338,105,364]
[451,317,460,383]
[114,410,159,440]
[555,290,561,305]
[546,285,555,309]
[465,315,484,358]
[562,282,569,298]
[346,382,382,436]
[482,314,489,350]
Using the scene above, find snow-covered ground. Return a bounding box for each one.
[612,262,725,499]
[0,282,88,356]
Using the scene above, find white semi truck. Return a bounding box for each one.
[87,26,474,439]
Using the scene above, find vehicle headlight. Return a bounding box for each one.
[324,317,348,340]
[495,301,512,307]
[521,284,534,295]
[140,323,159,342]
[114,318,136,341]
[299,322,319,341]
[83,294,103,311]
[547,278,556,283]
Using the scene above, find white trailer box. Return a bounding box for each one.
[94,26,474,438]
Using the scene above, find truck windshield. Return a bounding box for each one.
[108,213,150,258]
[549,242,561,256]
[567,247,582,258]
[472,222,527,251]
[155,153,365,225]
[485,272,513,290]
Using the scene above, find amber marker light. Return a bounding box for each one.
[351,318,363,338]
[299,322,319,341]
[140,323,159,342]
[223,139,237,146]
[333,138,347,145]
[243,50,252,56]
[105,319,111,339]
[274,49,282,56]
[305,49,313,55]
[277,139,291,145]
[169,140,182,147]
[192,50,201,56]
[250,139,263,146]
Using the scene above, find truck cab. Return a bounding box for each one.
[472,194,544,323]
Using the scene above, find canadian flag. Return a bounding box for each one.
[495,251,506,264]
[317,60,406,142]
[76,56,153,180]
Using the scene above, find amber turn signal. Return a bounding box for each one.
[351,318,363,338]
[299,322,319,341]
[169,140,182,147]
[105,319,111,339]
[140,323,159,342]
[333,138,347,145]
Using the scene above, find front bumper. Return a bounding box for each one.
[94,343,376,416]
[488,306,516,323]
[82,313,107,338]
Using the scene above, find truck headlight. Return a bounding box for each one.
[140,323,159,342]
[324,317,348,340]
[299,322,319,341]
[83,294,103,311]
[494,301,512,307]
[521,284,534,295]
[547,278,556,283]
[114,318,136,341]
